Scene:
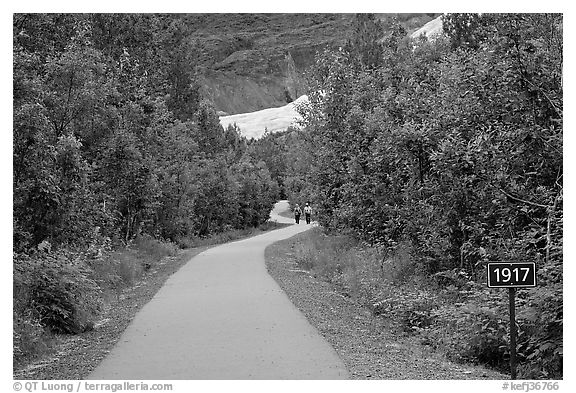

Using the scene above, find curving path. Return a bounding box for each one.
[88,201,348,380]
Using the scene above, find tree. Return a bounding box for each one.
[347,14,384,69]
[195,100,227,156]
[100,128,159,243]
[233,157,278,228]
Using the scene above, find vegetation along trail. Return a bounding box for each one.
[13,13,562,381]
[88,201,348,379]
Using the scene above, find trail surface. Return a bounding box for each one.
[88,201,347,380]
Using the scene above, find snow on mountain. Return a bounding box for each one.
[219,95,308,139]
[410,15,444,40]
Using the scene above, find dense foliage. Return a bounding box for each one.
[279,14,562,378]
[14,14,278,356]
[13,13,562,379]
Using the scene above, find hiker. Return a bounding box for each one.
[294,204,302,224]
[304,202,312,224]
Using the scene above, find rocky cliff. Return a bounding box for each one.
[185,13,439,115]
[183,14,351,115]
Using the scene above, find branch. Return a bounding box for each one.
[498,188,549,209]
[555,168,563,191]
[511,31,562,120]
[522,77,563,119]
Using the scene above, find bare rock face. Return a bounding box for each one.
[188,14,352,115]
[199,68,297,116]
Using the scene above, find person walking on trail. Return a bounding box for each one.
[294,204,302,224]
[304,202,312,224]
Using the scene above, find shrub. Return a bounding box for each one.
[432,304,509,368]
[14,249,103,335]
[379,241,419,284]
[113,249,144,286]
[133,234,178,262]
[289,229,562,377]
[91,235,179,291]
[516,280,563,379]
[372,288,439,333]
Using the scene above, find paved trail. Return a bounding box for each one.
[88,201,348,380]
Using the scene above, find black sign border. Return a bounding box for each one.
[486,262,537,288]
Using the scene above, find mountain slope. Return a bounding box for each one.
[185,14,438,115]
[188,14,352,115]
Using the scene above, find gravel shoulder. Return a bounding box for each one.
[265,231,507,380]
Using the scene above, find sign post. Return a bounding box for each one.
[487,262,537,380]
[508,287,517,380]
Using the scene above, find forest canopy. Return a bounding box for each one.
[13,14,279,251]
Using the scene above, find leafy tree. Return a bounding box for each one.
[13,14,78,61]
[100,128,159,243]
[233,157,278,227]
[347,13,384,69]
[192,157,239,236]
[195,100,227,156]
[248,130,288,197]
[442,13,492,50]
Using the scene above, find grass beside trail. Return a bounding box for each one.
[265,229,505,380]
[14,220,291,380]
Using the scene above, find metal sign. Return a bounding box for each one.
[487,262,536,288]
[486,261,538,380]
